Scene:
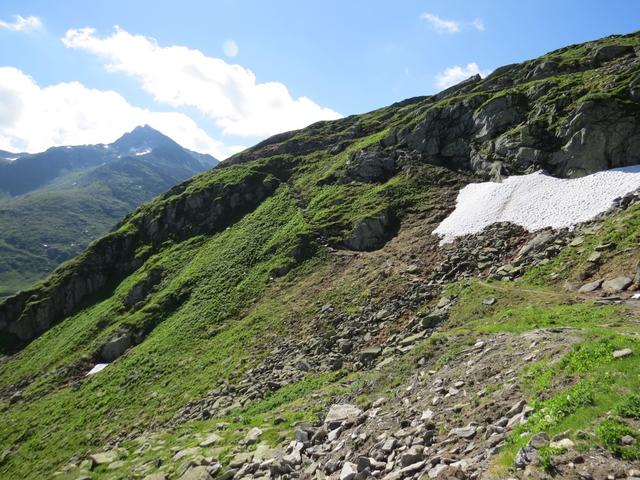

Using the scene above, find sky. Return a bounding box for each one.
[0,1,638,159]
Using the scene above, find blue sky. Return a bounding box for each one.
[0,0,637,158]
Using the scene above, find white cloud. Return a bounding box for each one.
[0,67,241,159]
[420,13,459,34]
[420,12,485,34]
[62,27,342,137]
[222,39,239,58]
[435,63,491,89]
[471,18,485,32]
[0,15,42,32]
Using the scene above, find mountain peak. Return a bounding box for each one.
[110,125,178,155]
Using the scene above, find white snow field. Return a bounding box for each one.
[434,165,640,244]
[86,363,109,376]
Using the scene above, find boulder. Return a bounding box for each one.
[514,445,538,468]
[344,211,393,251]
[450,425,476,439]
[339,461,357,480]
[516,231,554,258]
[324,404,363,428]
[359,347,382,364]
[400,445,424,466]
[178,466,213,480]
[199,433,222,447]
[100,333,133,362]
[602,276,633,293]
[528,432,550,449]
[613,348,633,359]
[578,279,603,293]
[244,427,262,444]
[143,474,168,480]
[550,438,575,450]
[89,451,119,466]
[172,447,201,462]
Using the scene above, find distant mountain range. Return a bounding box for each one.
[0,125,218,296]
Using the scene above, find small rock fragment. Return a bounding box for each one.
[613,348,633,359]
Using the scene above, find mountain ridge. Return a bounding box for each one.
[0,126,218,297]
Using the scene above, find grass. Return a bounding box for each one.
[0,186,314,479]
[440,274,640,474]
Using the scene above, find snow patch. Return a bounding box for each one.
[86,363,109,376]
[133,148,152,156]
[434,166,640,244]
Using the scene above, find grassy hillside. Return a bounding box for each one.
[0,31,639,479]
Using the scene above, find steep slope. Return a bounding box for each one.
[0,32,639,480]
[0,126,218,296]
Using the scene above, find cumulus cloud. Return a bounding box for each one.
[222,39,239,58]
[420,12,485,34]
[435,63,491,89]
[62,27,342,137]
[0,15,42,32]
[0,67,241,158]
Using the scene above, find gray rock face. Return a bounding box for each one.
[398,95,484,170]
[473,93,528,140]
[592,44,634,63]
[344,211,394,251]
[551,100,640,177]
[344,148,396,183]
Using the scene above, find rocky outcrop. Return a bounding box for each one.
[397,95,485,171]
[376,36,640,180]
[343,210,395,251]
[342,148,396,183]
[550,98,640,177]
[0,171,279,347]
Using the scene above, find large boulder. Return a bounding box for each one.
[178,466,213,480]
[602,276,633,293]
[324,404,363,428]
[344,211,394,251]
[100,333,133,362]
